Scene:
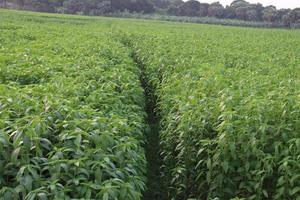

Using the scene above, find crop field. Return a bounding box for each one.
[0,9,300,200]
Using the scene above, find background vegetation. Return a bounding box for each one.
[0,0,300,28]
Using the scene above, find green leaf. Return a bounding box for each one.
[103,192,109,200]
[290,187,300,196]
[11,147,21,164]
[37,193,48,200]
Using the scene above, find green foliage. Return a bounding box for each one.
[0,11,146,199]
[1,0,300,28]
[121,22,300,199]
[0,9,300,200]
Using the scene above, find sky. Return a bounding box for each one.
[190,0,300,9]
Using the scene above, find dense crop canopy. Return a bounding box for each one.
[0,9,300,200]
[0,11,146,199]
[121,24,300,199]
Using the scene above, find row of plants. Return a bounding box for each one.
[122,24,300,200]
[107,12,288,29]
[0,12,147,199]
[1,10,300,200]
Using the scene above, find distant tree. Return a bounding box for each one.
[129,0,155,13]
[246,9,258,21]
[167,0,183,6]
[230,0,249,10]
[63,0,84,14]
[81,0,111,15]
[167,0,184,16]
[179,0,200,17]
[111,0,131,11]
[109,0,155,13]
[283,8,300,27]
[23,0,52,12]
[252,3,264,20]
[199,3,209,17]
[277,8,291,22]
[228,0,254,21]
[0,0,7,7]
[2,0,300,28]
[208,2,224,18]
[262,6,278,22]
[15,0,24,8]
[167,5,179,15]
[235,6,248,20]
[97,1,112,14]
[150,0,169,9]
[48,0,63,8]
[90,1,111,15]
[224,6,236,18]
[239,6,259,21]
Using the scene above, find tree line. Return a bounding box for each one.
[1,0,299,27]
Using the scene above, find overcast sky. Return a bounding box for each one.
[192,0,300,9]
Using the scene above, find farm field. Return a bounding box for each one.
[123,23,300,200]
[0,9,300,200]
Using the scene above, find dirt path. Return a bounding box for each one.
[119,35,166,200]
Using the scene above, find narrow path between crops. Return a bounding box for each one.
[119,36,166,200]
[140,63,165,200]
[135,55,165,200]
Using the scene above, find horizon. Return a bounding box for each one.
[186,0,300,9]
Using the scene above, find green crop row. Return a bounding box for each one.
[1,9,300,200]
[123,25,300,199]
[0,11,147,200]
